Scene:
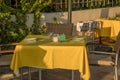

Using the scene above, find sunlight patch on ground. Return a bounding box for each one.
[0,74,13,80]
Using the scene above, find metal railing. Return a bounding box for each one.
[2,0,120,12]
[52,0,120,12]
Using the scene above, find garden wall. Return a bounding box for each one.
[11,7,120,27]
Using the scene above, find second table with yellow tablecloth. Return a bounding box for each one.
[10,35,90,80]
[98,19,120,39]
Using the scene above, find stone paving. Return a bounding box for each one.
[0,45,120,80]
[0,63,120,80]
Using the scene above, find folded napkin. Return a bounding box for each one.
[97,21,102,29]
[88,21,93,31]
[76,22,84,32]
[81,22,89,31]
[89,20,102,31]
[25,38,37,41]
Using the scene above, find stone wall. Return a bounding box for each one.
[41,7,120,26]
[11,7,120,27]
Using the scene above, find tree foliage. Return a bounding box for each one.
[0,0,50,43]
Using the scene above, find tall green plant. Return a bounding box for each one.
[12,10,30,42]
[0,2,30,43]
[0,0,50,44]
[0,2,12,43]
[20,0,50,34]
[29,0,50,34]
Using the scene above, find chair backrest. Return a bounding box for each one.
[113,32,120,52]
[46,23,73,36]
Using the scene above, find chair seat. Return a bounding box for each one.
[0,54,13,66]
[0,50,14,54]
[101,41,115,46]
[89,54,114,66]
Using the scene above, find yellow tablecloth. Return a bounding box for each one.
[98,19,120,39]
[10,35,90,80]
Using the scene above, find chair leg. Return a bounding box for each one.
[28,67,31,80]
[19,68,23,80]
[12,70,20,80]
[72,70,74,80]
[72,70,83,80]
[114,66,118,80]
[39,69,42,80]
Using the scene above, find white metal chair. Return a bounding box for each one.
[76,21,89,36]
[87,32,120,80]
